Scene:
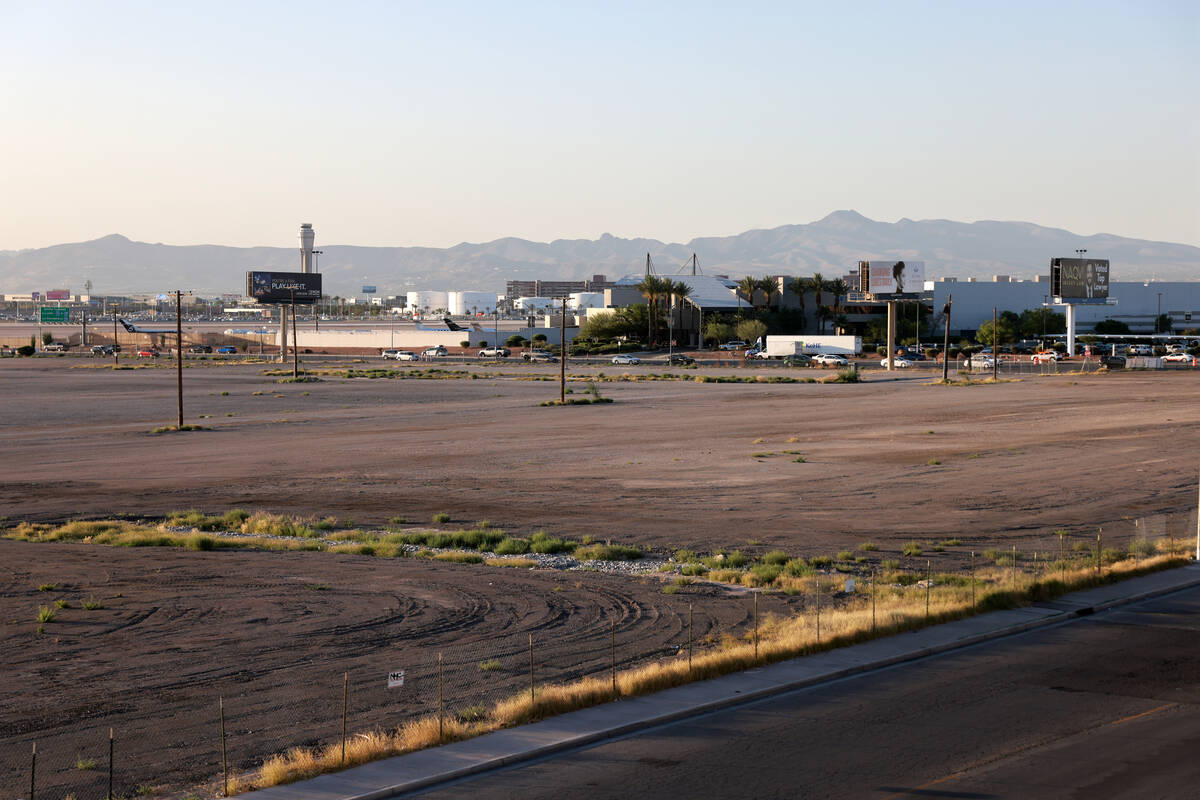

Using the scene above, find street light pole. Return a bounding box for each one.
[1156,292,1162,335]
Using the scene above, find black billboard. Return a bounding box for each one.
[1050,258,1109,300]
[246,271,322,304]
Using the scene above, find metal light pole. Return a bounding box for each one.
[111,306,119,365]
[1156,292,1162,335]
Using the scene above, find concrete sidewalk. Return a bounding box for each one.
[248,563,1200,800]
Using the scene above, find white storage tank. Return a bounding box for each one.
[407,290,449,315]
[570,292,605,310]
[450,291,497,316]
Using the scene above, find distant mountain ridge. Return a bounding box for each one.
[1,211,1196,297]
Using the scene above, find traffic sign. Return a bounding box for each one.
[39,306,69,323]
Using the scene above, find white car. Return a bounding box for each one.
[383,350,419,361]
[967,354,997,369]
[1163,352,1195,363]
[881,356,915,368]
[812,353,848,367]
[612,354,641,365]
[718,340,748,351]
[422,346,448,357]
[1030,351,1060,363]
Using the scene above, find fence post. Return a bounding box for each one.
[1096,531,1102,575]
[108,728,114,800]
[438,653,444,742]
[30,742,35,800]
[1058,531,1065,582]
[219,697,228,798]
[1011,545,1016,586]
[970,551,975,606]
[528,633,535,705]
[871,568,876,633]
[753,592,759,660]
[815,578,821,642]
[925,560,931,621]
[688,604,693,672]
[610,618,616,695]
[341,672,348,766]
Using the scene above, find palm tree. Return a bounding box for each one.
[786,277,809,328]
[827,279,849,334]
[636,274,671,347]
[757,277,779,311]
[665,279,692,347]
[736,276,759,315]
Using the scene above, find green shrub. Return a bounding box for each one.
[37,606,56,623]
[674,549,697,563]
[761,550,789,566]
[749,564,782,584]
[433,551,483,564]
[574,543,642,561]
[836,550,855,562]
[478,659,502,672]
[185,535,215,551]
[1130,538,1157,557]
[494,537,530,555]
[432,513,451,524]
[858,542,878,552]
[82,596,104,610]
[901,542,923,557]
[680,563,708,576]
[783,558,813,577]
[529,531,574,554]
[809,555,833,568]
[881,559,900,570]
[37,583,57,592]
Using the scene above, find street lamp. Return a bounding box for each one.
[1156,292,1162,335]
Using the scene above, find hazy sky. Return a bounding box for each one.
[2,0,1197,250]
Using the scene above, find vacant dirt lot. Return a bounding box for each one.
[1,358,1197,797]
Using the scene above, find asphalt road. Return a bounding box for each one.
[411,586,1200,800]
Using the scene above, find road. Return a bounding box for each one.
[412,585,1200,799]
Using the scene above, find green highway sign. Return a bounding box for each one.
[39,306,70,323]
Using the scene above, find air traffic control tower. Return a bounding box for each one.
[300,223,316,273]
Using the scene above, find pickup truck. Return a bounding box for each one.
[478,347,510,358]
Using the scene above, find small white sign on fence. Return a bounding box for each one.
[844,578,855,593]
[387,670,405,688]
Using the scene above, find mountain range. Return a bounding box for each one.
[2,211,1195,297]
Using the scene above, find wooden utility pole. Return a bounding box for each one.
[559,297,568,403]
[175,291,184,429]
[992,306,999,381]
[291,294,299,379]
[279,303,288,364]
[941,294,952,382]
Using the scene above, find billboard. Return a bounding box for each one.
[858,260,925,297]
[40,306,70,323]
[1050,258,1109,300]
[246,271,323,305]
[44,289,70,301]
[362,285,377,294]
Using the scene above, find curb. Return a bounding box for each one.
[254,564,1200,800]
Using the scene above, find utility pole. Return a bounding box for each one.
[292,293,299,380]
[559,296,568,403]
[941,294,952,382]
[279,303,288,364]
[886,300,896,370]
[175,291,184,429]
[112,306,119,366]
[992,306,998,381]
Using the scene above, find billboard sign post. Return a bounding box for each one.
[858,260,926,299]
[1050,258,1109,301]
[246,271,323,305]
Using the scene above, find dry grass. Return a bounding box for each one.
[239,551,1190,794]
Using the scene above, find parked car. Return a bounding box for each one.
[1030,351,1058,364]
[478,347,510,358]
[43,342,68,352]
[718,340,748,350]
[612,354,641,365]
[1099,354,1126,368]
[383,349,419,361]
[522,349,557,362]
[1163,352,1195,364]
[967,354,996,369]
[667,353,695,365]
[422,346,449,357]
[90,344,115,356]
[216,346,238,354]
[188,345,213,354]
[812,353,848,367]
[881,356,915,368]
[783,354,813,367]
[136,348,159,358]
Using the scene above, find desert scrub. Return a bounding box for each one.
[484,557,537,568]
[433,551,484,564]
[575,543,642,561]
[478,659,503,672]
[37,583,58,592]
[432,512,451,524]
[761,550,790,566]
[240,513,318,538]
[37,605,56,623]
[858,542,878,552]
[82,596,104,610]
[901,542,923,557]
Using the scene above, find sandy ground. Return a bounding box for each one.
[1,358,1198,797]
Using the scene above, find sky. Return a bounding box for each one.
[2,0,1197,250]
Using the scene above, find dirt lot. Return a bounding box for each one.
[1,358,1198,797]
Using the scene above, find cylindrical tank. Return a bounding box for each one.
[452,291,497,315]
[570,292,604,310]
[516,296,553,312]
[407,290,450,315]
[299,224,315,273]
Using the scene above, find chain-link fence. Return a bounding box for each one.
[3,509,1195,799]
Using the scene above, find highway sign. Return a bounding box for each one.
[39,306,69,323]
